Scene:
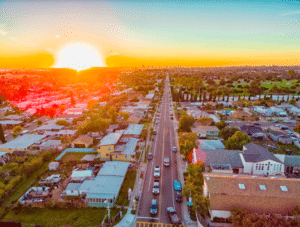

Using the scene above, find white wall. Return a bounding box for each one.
[252,160,284,175]
[239,153,253,174]
[211,210,231,220]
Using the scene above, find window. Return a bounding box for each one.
[267,162,270,171]
[256,164,258,170]
[115,155,118,159]
[259,185,266,190]
[238,184,245,189]
[262,165,264,171]
[125,155,129,159]
[279,165,282,171]
[280,186,288,191]
[206,176,210,181]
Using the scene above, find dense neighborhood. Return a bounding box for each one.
[0,66,300,226]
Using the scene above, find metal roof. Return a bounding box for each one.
[65,183,81,191]
[0,120,23,125]
[0,151,7,157]
[71,170,93,178]
[36,123,64,130]
[80,175,124,199]
[197,139,225,150]
[100,133,123,146]
[0,134,46,149]
[97,161,130,177]
[40,140,61,147]
[124,124,143,136]
[123,138,139,155]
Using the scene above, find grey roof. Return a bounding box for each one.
[65,183,81,191]
[100,133,122,146]
[37,124,64,130]
[240,125,265,135]
[80,175,124,200]
[0,151,7,157]
[0,134,46,149]
[57,130,77,135]
[40,140,61,147]
[284,155,300,167]
[145,94,154,99]
[197,140,225,150]
[269,131,286,137]
[0,120,23,125]
[124,124,143,136]
[97,161,130,177]
[202,149,244,168]
[108,124,120,130]
[242,143,283,163]
[123,138,139,155]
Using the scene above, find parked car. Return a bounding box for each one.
[253,122,260,125]
[154,166,161,177]
[173,181,182,192]
[150,199,158,215]
[275,124,281,127]
[175,192,182,203]
[167,207,181,224]
[172,147,177,152]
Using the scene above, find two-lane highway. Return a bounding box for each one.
[137,77,182,224]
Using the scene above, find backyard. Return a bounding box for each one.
[115,170,137,206]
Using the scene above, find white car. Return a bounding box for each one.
[154,166,161,177]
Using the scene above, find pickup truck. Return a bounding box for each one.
[166,207,181,224]
[152,179,160,194]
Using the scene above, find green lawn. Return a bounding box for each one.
[115,170,137,206]
[269,144,300,155]
[60,152,97,163]
[3,207,119,227]
[261,80,298,89]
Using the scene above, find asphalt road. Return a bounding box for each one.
[137,77,182,224]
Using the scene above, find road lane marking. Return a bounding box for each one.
[169,130,175,208]
[158,128,166,221]
[137,216,160,219]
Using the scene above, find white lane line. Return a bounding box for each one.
[137,216,160,219]
[170,130,175,208]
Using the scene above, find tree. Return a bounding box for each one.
[289,99,296,105]
[215,120,228,130]
[56,119,70,126]
[225,131,252,150]
[197,117,213,126]
[294,122,300,134]
[37,120,42,126]
[12,125,23,134]
[178,115,195,132]
[0,123,6,143]
[119,112,129,121]
[219,127,240,140]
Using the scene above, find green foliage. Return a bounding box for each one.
[77,118,110,134]
[219,127,240,141]
[289,99,296,105]
[119,111,129,121]
[225,131,252,150]
[178,115,195,132]
[56,119,70,126]
[215,120,228,130]
[197,117,213,126]
[182,163,209,216]
[12,125,23,134]
[294,122,300,134]
[37,120,42,126]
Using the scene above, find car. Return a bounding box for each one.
[164,157,170,167]
[153,130,157,135]
[173,181,182,192]
[267,144,277,149]
[147,153,153,160]
[172,147,177,152]
[152,180,160,194]
[167,207,181,224]
[154,166,160,177]
[274,120,280,123]
[150,199,158,215]
[175,192,182,203]
[170,117,173,120]
[275,124,281,127]
[253,122,260,125]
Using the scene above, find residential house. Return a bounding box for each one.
[39,140,62,151]
[0,134,46,153]
[64,183,81,197]
[240,143,284,176]
[277,103,295,111]
[97,132,123,160]
[19,186,51,204]
[192,148,243,174]
[289,107,300,118]
[70,169,94,182]
[39,174,61,186]
[36,123,64,134]
[106,124,120,134]
[270,107,287,117]
[79,161,130,207]
[274,154,300,175]
[145,93,154,100]
[0,120,23,129]
[203,174,300,220]
[72,135,93,148]
[254,106,273,116]
[196,140,225,150]
[269,131,293,144]
[191,126,220,138]
[123,124,143,138]
[240,124,266,139]
[111,138,139,162]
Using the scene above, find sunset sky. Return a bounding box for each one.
[0,0,300,68]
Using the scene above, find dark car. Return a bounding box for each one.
[175,192,182,203]
[253,122,261,125]
[147,153,153,160]
[172,147,177,152]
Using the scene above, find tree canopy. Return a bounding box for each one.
[225,131,252,150]
[178,115,195,132]
[219,127,240,141]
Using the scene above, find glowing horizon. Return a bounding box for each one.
[1,0,300,68]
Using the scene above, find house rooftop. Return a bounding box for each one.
[72,135,93,144]
[0,120,23,125]
[65,183,81,191]
[123,138,139,155]
[196,139,225,150]
[240,125,265,135]
[36,123,64,131]
[124,124,143,136]
[97,161,130,177]
[100,133,123,146]
[0,134,46,149]
[242,143,283,163]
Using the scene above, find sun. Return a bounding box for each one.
[53,42,106,71]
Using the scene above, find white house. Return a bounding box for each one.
[240,143,284,176]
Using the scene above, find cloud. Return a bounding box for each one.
[0,30,7,36]
[56,34,61,38]
[109,51,120,56]
[281,11,300,16]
